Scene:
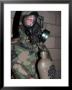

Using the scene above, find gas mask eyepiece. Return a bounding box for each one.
[22,12,39,28]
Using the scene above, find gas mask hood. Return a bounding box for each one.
[22,11,50,44]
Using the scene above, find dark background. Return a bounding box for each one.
[0,0,70,89]
[0,0,70,2]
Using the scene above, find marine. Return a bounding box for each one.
[11,27,39,79]
[11,11,56,79]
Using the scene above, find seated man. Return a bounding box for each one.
[11,12,40,79]
[11,11,53,79]
[11,33,38,79]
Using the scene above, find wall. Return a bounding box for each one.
[38,11,61,78]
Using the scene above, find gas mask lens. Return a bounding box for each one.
[24,15,36,27]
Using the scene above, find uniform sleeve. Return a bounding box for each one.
[12,63,30,79]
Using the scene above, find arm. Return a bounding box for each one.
[12,63,35,79]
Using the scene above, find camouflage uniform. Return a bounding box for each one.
[11,27,39,79]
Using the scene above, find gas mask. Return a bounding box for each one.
[22,12,50,44]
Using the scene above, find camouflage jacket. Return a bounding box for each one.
[11,28,39,79]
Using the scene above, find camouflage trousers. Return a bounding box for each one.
[11,42,38,79]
